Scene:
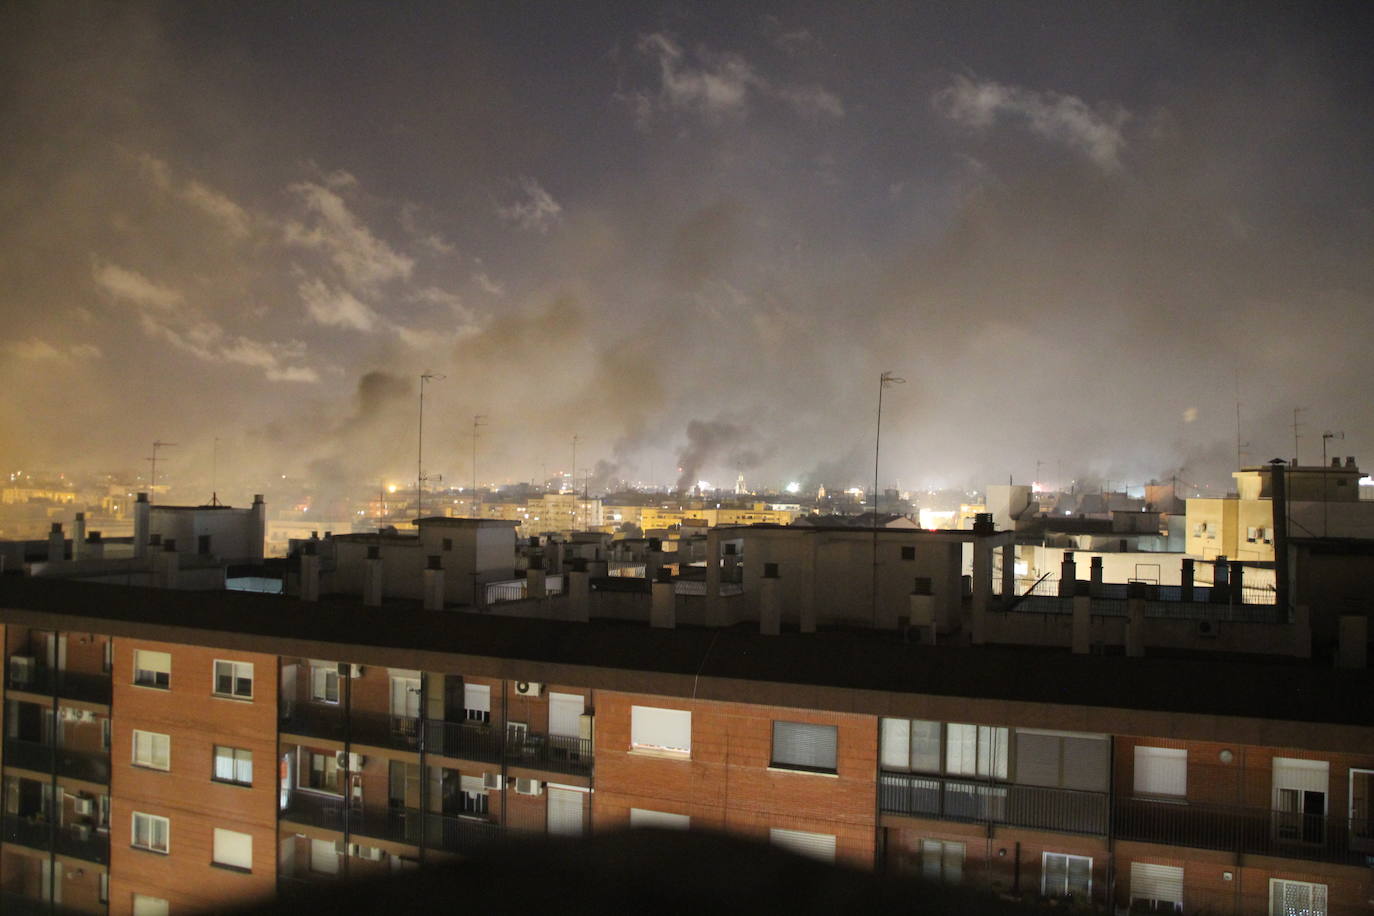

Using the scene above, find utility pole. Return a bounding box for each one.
[417,372,444,520]
[210,437,221,506]
[571,434,580,495]
[1322,431,1344,537]
[1292,407,1306,464]
[471,414,487,518]
[145,441,176,504]
[873,371,906,627]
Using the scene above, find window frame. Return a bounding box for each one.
[211,826,253,872]
[131,811,170,854]
[1133,746,1187,799]
[1042,852,1092,899]
[946,723,1009,780]
[310,665,340,704]
[212,659,254,700]
[1268,878,1327,916]
[629,705,692,757]
[770,720,839,775]
[131,730,170,772]
[920,838,965,884]
[212,745,253,786]
[133,650,171,690]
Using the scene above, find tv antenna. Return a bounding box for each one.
[416,372,445,519]
[146,441,177,504]
[471,414,487,517]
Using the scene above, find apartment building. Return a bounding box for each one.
[1,574,1371,915]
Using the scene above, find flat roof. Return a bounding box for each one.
[2,576,1370,753]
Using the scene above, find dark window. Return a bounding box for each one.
[442,538,453,551]
[901,546,916,560]
[771,721,838,773]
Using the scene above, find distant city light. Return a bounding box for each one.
[785,481,801,494]
[388,485,397,493]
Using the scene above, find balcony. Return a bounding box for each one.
[281,791,346,831]
[350,806,422,846]
[5,664,111,705]
[0,890,104,916]
[350,710,420,753]
[280,702,348,741]
[1114,798,1373,867]
[425,812,501,856]
[880,772,1108,836]
[504,729,592,777]
[424,719,503,764]
[0,815,107,865]
[1,739,109,785]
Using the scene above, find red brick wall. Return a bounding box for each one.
[108,639,278,915]
[592,691,877,868]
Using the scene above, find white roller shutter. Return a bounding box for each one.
[1273,758,1328,793]
[459,774,486,795]
[546,787,584,837]
[631,706,691,753]
[1134,746,1187,797]
[630,808,690,830]
[311,837,339,875]
[213,828,253,871]
[1131,863,1183,907]
[464,683,490,713]
[548,692,584,738]
[881,718,910,770]
[769,827,836,863]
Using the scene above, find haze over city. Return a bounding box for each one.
[3,2,1371,499]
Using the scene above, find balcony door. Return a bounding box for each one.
[1351,769,1373,852]
[1273,757,1327,845]
[390,676,421,740]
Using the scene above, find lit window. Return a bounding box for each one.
[212,827,252,871]
[131,811,169,854]
[464,683,491,724]
[946,723,1009,779]
[213,745,253,786]
[630,705,691,755]
[132,895,169,916]
[1134,746,1187,798]
[1269,878,1327,916]
[303,749,341,792]
[311,665,339,704]
[213,660,253,699]
[133,650,170,689]
[132,730,170,771]
[880,718,941,772]
[771,721,838,774]
[1130,862,1183,912]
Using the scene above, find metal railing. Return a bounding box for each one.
[879,772,1108,835]
[280,791,347,830]
[504,729,592,776]
[350,806,422,846]
[0,816,109,865]
[2,739,109,785]
[424,719,504,764]
[350,710,420,752]
[1114,798,1373,867]
[425,812,502,855]
[1004,594,1287,623]
[280,702,348,741]
[5,664,112,705]
[0,890,98,916]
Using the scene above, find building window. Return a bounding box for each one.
[1015,730,1109,792]
[464,683,491,724]
[459,774,489,815]
[1269,879,1327,916]
[213,746,253,786]
[133,650,171,689]
[1042,852,1091,899]
[303,749,341,793]
[880,718,941,772]
[131,811,169,854]
[630,808,690,830]
[1129,862,1183,912]
[1134,746,1187,798]
[630,705,691,756]
[921,839,964,883]
[1273,757,1328,843]
[132,895,169,916]
[442,538,453,551]
[212,827,252,871]
[901,546,916,560]
[946,723,1008,779]
[213,660,253,699]
[132,730,170,771]
[310,837,339,875]
[769,827,837,863]
[311,665,339,704]
[771,721,838,774]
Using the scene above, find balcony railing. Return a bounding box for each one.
[2,739,109,785]
[879,772,1108,836]
[281,791,347,831]
[350,710,420,752]
[350,806,422,846]
[6,665,112,705]
[280,702,348,741]
[1114,798,1373,867]
[424,719,504,764]
[0,890,103,916]
[504,729,592,776]
[0,815,108,865]
[425,812,501,855]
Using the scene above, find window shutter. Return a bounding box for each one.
[630,808,690,830]
[1061,737,1108,792]
[548,692,584,738]
[459,774,486,795]
[546,787,584,837]
[881,718,910,770]
[769,828,836,863]
[910,720,941,772]
[1015,732,1061,786]
[630,706,691,753]
[213,828,252,870]
[1134,746,1187,796]
[772,722,837,771]
[1130,863,1183,905]
[946,724,977,775]
[1273,758,1328,793]
[463,683,490,713]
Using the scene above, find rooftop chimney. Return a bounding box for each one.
[759,562,781,636]
[423,556,444,611]
[72,513,87,561]
[155,538,179,589]
[363,545,383,607]
[299,542,320,602]
[650,567,675,629]
[47,523,64,563]
[134,492,150,559]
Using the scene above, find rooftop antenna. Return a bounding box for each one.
[146,441,176,504]
[209,437,222,506]
[1292,407,1306,465]
[417,371,445,520]
[874,371,906,628]
[1233,369,1249,469]
[1322,430,1344,536]
[571,434,580,495]
[471,414,487,518]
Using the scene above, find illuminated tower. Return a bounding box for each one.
[735,472,747,495]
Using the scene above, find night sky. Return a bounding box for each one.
[3,2,1371,498]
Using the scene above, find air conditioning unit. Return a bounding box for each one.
[9,656,35,688]
[73,823,92,841]
[348,843,384,861]
[59,707,81,722]
[513,778,542,796]
[79,709,96,724]
[1197,619,1219,638]
[514,681,542,697]
[483,773,503,791]
[334,751,366,770]
[73,797,94,816]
